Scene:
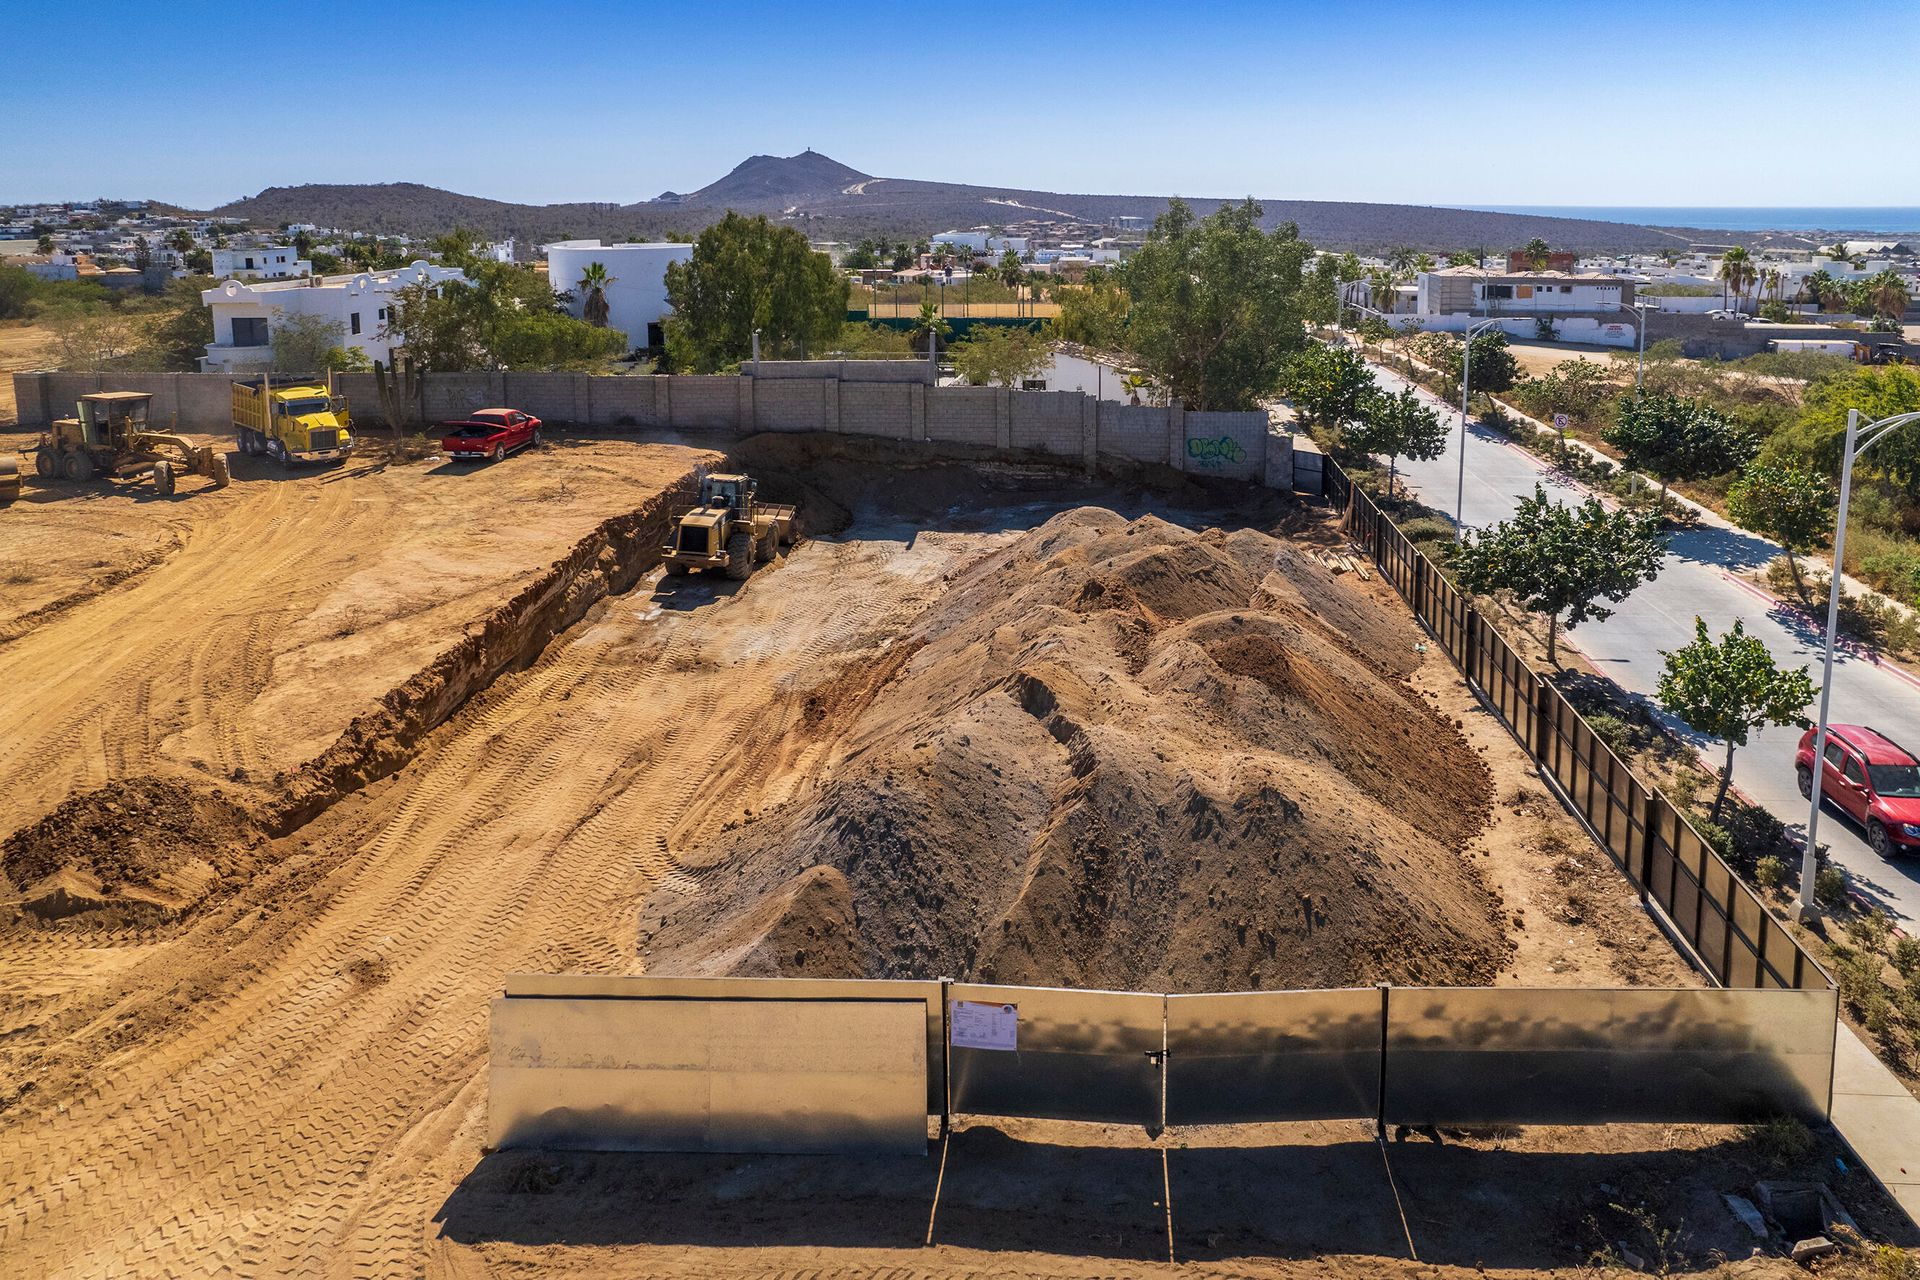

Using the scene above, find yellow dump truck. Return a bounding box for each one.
[231,377,354,466]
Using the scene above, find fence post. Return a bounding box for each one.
[1375,983,1390,1139]
[1533,677,1554,765]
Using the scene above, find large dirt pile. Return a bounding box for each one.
[642,509,1506,991]
[3,776,260,921]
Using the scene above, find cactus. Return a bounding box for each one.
[372,355,422,435]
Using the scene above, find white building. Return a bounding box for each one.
[543,239,692,352]
[212,245,310,280]
[929,229,1028,256]
[199,261,467,372]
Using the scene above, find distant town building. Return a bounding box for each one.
[199,262,467,372]
[929,230,1029,256]
[1505,249,1577,273]
[213,245,311,280]
[542,239,693,351]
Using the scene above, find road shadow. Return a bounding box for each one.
[1669,522,1784,575]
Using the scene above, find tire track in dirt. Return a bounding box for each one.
[0,528,999,1279]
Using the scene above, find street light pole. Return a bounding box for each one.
[1620,296,1657,394]
[1798,407,1920,918]
[1455,315,1504,539]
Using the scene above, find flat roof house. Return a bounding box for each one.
[212,245,311,280]
[199,262,467,372]
[543,240,694,353]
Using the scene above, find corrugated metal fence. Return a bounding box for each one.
[1325,460,1827,992]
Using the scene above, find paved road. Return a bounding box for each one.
[1365,361,1920,926]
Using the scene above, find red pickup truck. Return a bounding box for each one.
[439,409,542,462]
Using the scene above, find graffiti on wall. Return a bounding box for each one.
[1185,435,1247,467]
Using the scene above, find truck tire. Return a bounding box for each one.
[272,439,292,468]
[725,530,754,580]
[64,451,95,482]
[152,461,176,497]
[35,447,59,478]
[755,530,774,563]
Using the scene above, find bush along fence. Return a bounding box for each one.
[1327,459,1829,992]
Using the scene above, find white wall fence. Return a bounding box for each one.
[13,368,1290,487]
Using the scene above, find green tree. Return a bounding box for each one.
[1454,485,1667,665]
[1657,617,1815,822]
[35,233,55,255]
[951,325,1050,387]
[1602,391,1756,505]
[1123,197,1314,410]
[140,276,217,370]
[1523,237,1550,270]
[577,261,614,328]
[270,312,351,373]
[906,300,950,358]
[1053,280,1129,348]
[1725,459,1837,598]
[1445,250,1476,268]
[1868,269,1910,321]
[0,265,34,319]
[662,212,848,372]
[493,310,628,369]
[1349,385,1445,494]
[1793,365,1920,502]
[1285,341,1377,431]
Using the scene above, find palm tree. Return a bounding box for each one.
[1869,269,1911,321]
[1523,237,1551,270]
[577,262,614,327]
[1413,252,1436,273]
[907,300,950,359]
[1717,246,1754,311]
[1388,246,1417,275]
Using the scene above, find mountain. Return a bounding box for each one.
[206,151,1730,254]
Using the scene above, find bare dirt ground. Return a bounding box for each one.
[1498,338,1621,379]
[0,321,58,424]
[0,437,1888,1278]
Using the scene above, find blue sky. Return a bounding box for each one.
[5,0,1914,210]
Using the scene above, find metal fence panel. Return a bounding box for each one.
[489,994,930,1154]
[1382,987,1836,1127]
[1164,989,1380,1124]
[947,983,1164,1126]
[503,973,947,1111]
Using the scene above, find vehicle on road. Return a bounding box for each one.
[232,378,354,466]
[1797,723,1920,859]
[1707,309,1753,322]
[33,391,230,496]
[661,472,798,581]
[439,409,542,462]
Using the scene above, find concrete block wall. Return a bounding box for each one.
[1182,411,1269,482]
[927,386,998,446]
[10,368,1307,492]
[1093,404,1171,463]
[1010,391,1085,458]
[755,359,930,383]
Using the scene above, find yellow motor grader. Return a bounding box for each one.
[32,392,230,497]
[661,472,798,580]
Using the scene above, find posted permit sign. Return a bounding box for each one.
[950,1000,1018,1051]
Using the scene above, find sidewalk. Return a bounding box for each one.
[1832,1024,1920,1223]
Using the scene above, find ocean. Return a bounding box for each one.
[1460,206,1920,235]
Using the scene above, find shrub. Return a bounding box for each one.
[1742,1114,1815,1168]
[1721,802,1787,874]
[1815,863,1850,909]
[1893,935,1920,979]
[1584,712,1641,758]
[1754,854,1788,890]
[1847,908,1893,952]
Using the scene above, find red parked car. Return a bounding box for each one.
[1796,723,1920,859]
[439,408,542,462]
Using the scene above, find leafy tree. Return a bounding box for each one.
[1454,485,1667,665]
[1462,329,1519,395]
[1349,385,1445,494]
[951,324,1050,387]
[270,312,351,373]
[577,261,614,327]
[1725,459,1837,597]
[1285,341,1376,431]
[1124,197,1313,410]
[44,303,144,370]
[1053,280,1129,348]
[1793,364,1920,502]
[662,212,848,372]
[832,321,913,357]
[492,310,627,369]
[1657,617,1815,821]
[1445,250,1476,268]
[1602,391,1757,504]
[140,276,216,370]
[383,257,603,371]
[906,300,950,358]
[0,265,33,319]
[35,234,55,255]
[1523,237,1550,270]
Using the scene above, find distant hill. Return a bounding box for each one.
[206,151,1725,254]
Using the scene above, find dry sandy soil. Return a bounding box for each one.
[0,434,1887,1278]
[0,321,58,424]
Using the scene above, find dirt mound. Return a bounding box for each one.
[3,776,260,919]
[643,509,1504,991]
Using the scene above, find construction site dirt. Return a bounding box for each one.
[0,430,1897,1279]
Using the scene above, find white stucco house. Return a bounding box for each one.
[543,240,692,352]
[198,261,467,372]
[212,245,311,280]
